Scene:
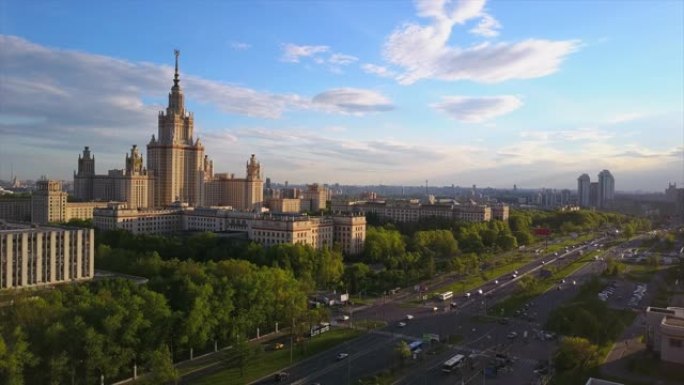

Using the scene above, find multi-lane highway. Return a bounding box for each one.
[252,238,612,385]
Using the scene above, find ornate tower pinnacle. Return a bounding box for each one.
[173,49,180,88]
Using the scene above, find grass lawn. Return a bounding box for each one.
[354,319,387,330]
[623,263,659,283]
[189,328,363,385]
[442,258,533,296]
[492,251,599,316]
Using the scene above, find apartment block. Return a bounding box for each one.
[0,222,94,289]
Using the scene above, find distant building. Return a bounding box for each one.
[645,306,684,364]
[267,198,302,214]
[31,179,67,224]
[0,197,31,222]
[578,174,591,208]
[598,170,615,209]
[92,205,366,255]
[331,199,505,223]
[589,182,599,208]
[0,222,94,289]
[301,183,329,212]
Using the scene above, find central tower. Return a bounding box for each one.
[147,50,206,207]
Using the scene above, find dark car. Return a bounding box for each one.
[275,372,290,382]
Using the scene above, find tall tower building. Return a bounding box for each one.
[31,179,67,224]
[245,154,264,210]
[147,50,208,207]
[598,169,615,209]
[577,173,591,208]
[74,146,96,200]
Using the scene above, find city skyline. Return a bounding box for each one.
[0,0,682,191]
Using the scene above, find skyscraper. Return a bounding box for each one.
[74,51,263,211]
[147,50,211,207]
[577,173,590,208]
[598,169,615,208]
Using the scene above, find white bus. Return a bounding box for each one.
[442,354,465,373]
[438,291,454,301]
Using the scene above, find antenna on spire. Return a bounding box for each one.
[173,49,181,87]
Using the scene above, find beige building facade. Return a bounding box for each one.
[0,222,94,289]
[645,306,684,364]
[93,205,366,255]
[332,199,505,224]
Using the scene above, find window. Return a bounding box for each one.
[670,338,683,348]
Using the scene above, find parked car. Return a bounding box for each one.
[507,331,518,339]
[336,353,349,360]
[398,322,407,327]
[406,314,414,320]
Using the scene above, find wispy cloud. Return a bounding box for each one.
[361,63,396,78]
[605,112,647,124]
[432,95,522,122]
[280,43,330,63]
[381,0,579,84]
[230,41,251,50]
[329,53,358,65]
[312,88,394,115]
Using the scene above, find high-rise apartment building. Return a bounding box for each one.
[598,169,615,209]
[577,173,591,208]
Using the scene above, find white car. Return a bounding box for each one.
[336,353,349,360]
[398,322,407,327]
[465,292,471,298]
[477,289,484,295]
[406,314,414,320]
[494,280,499,285]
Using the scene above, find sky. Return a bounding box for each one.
[0,0,682,192]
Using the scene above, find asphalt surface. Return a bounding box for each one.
[252,238,614,385]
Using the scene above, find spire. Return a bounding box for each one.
[173,49,180,88]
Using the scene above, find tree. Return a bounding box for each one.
[147,345,178,385]
[0,326,38,385]
[554,337,600,372]
[394,341,411,367]
[230,336,251,377]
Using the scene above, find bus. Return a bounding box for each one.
[408,340,423,352]
[442,354,466,373]
[437,291,453,301]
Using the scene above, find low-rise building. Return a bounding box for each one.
[0,197,31,222]
[0,222,94,289]
[645,306,684,364]
[92,205,366,255]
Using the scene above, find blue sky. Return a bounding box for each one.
[0,0,682,191]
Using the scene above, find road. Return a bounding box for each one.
[252,238,612,385]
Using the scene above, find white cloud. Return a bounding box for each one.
[432,95,522,122]
[605,112,647,124]
[361,63,396,78]
[280,43,329,63]
[230,41,251,50]
[312,88,394,115]
[329,53,358,65]
[383,0,579,84]
[469,13,501,37]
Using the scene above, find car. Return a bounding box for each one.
[477,289,484,295]
[514,270,519,275]
[432,306,439,312]
[450,302,458,308]
[398,321,407,327]
[339,315,350,321]
[336,353,349,360]
[507,331,518,339]
[498,318,510,325]
[406,314,414,320]
[274,342,285,350]
[541,260,546,265]
[494,280,499,285]
[465,292,471,298]
[275,372,290,382]
[572,280,576,285]
[557,286,562,291]
[560,279,566,284]
[511,273,518,279]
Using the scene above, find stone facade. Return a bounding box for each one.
[0,222,94,289]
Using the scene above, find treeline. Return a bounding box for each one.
[0,250,324,385]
